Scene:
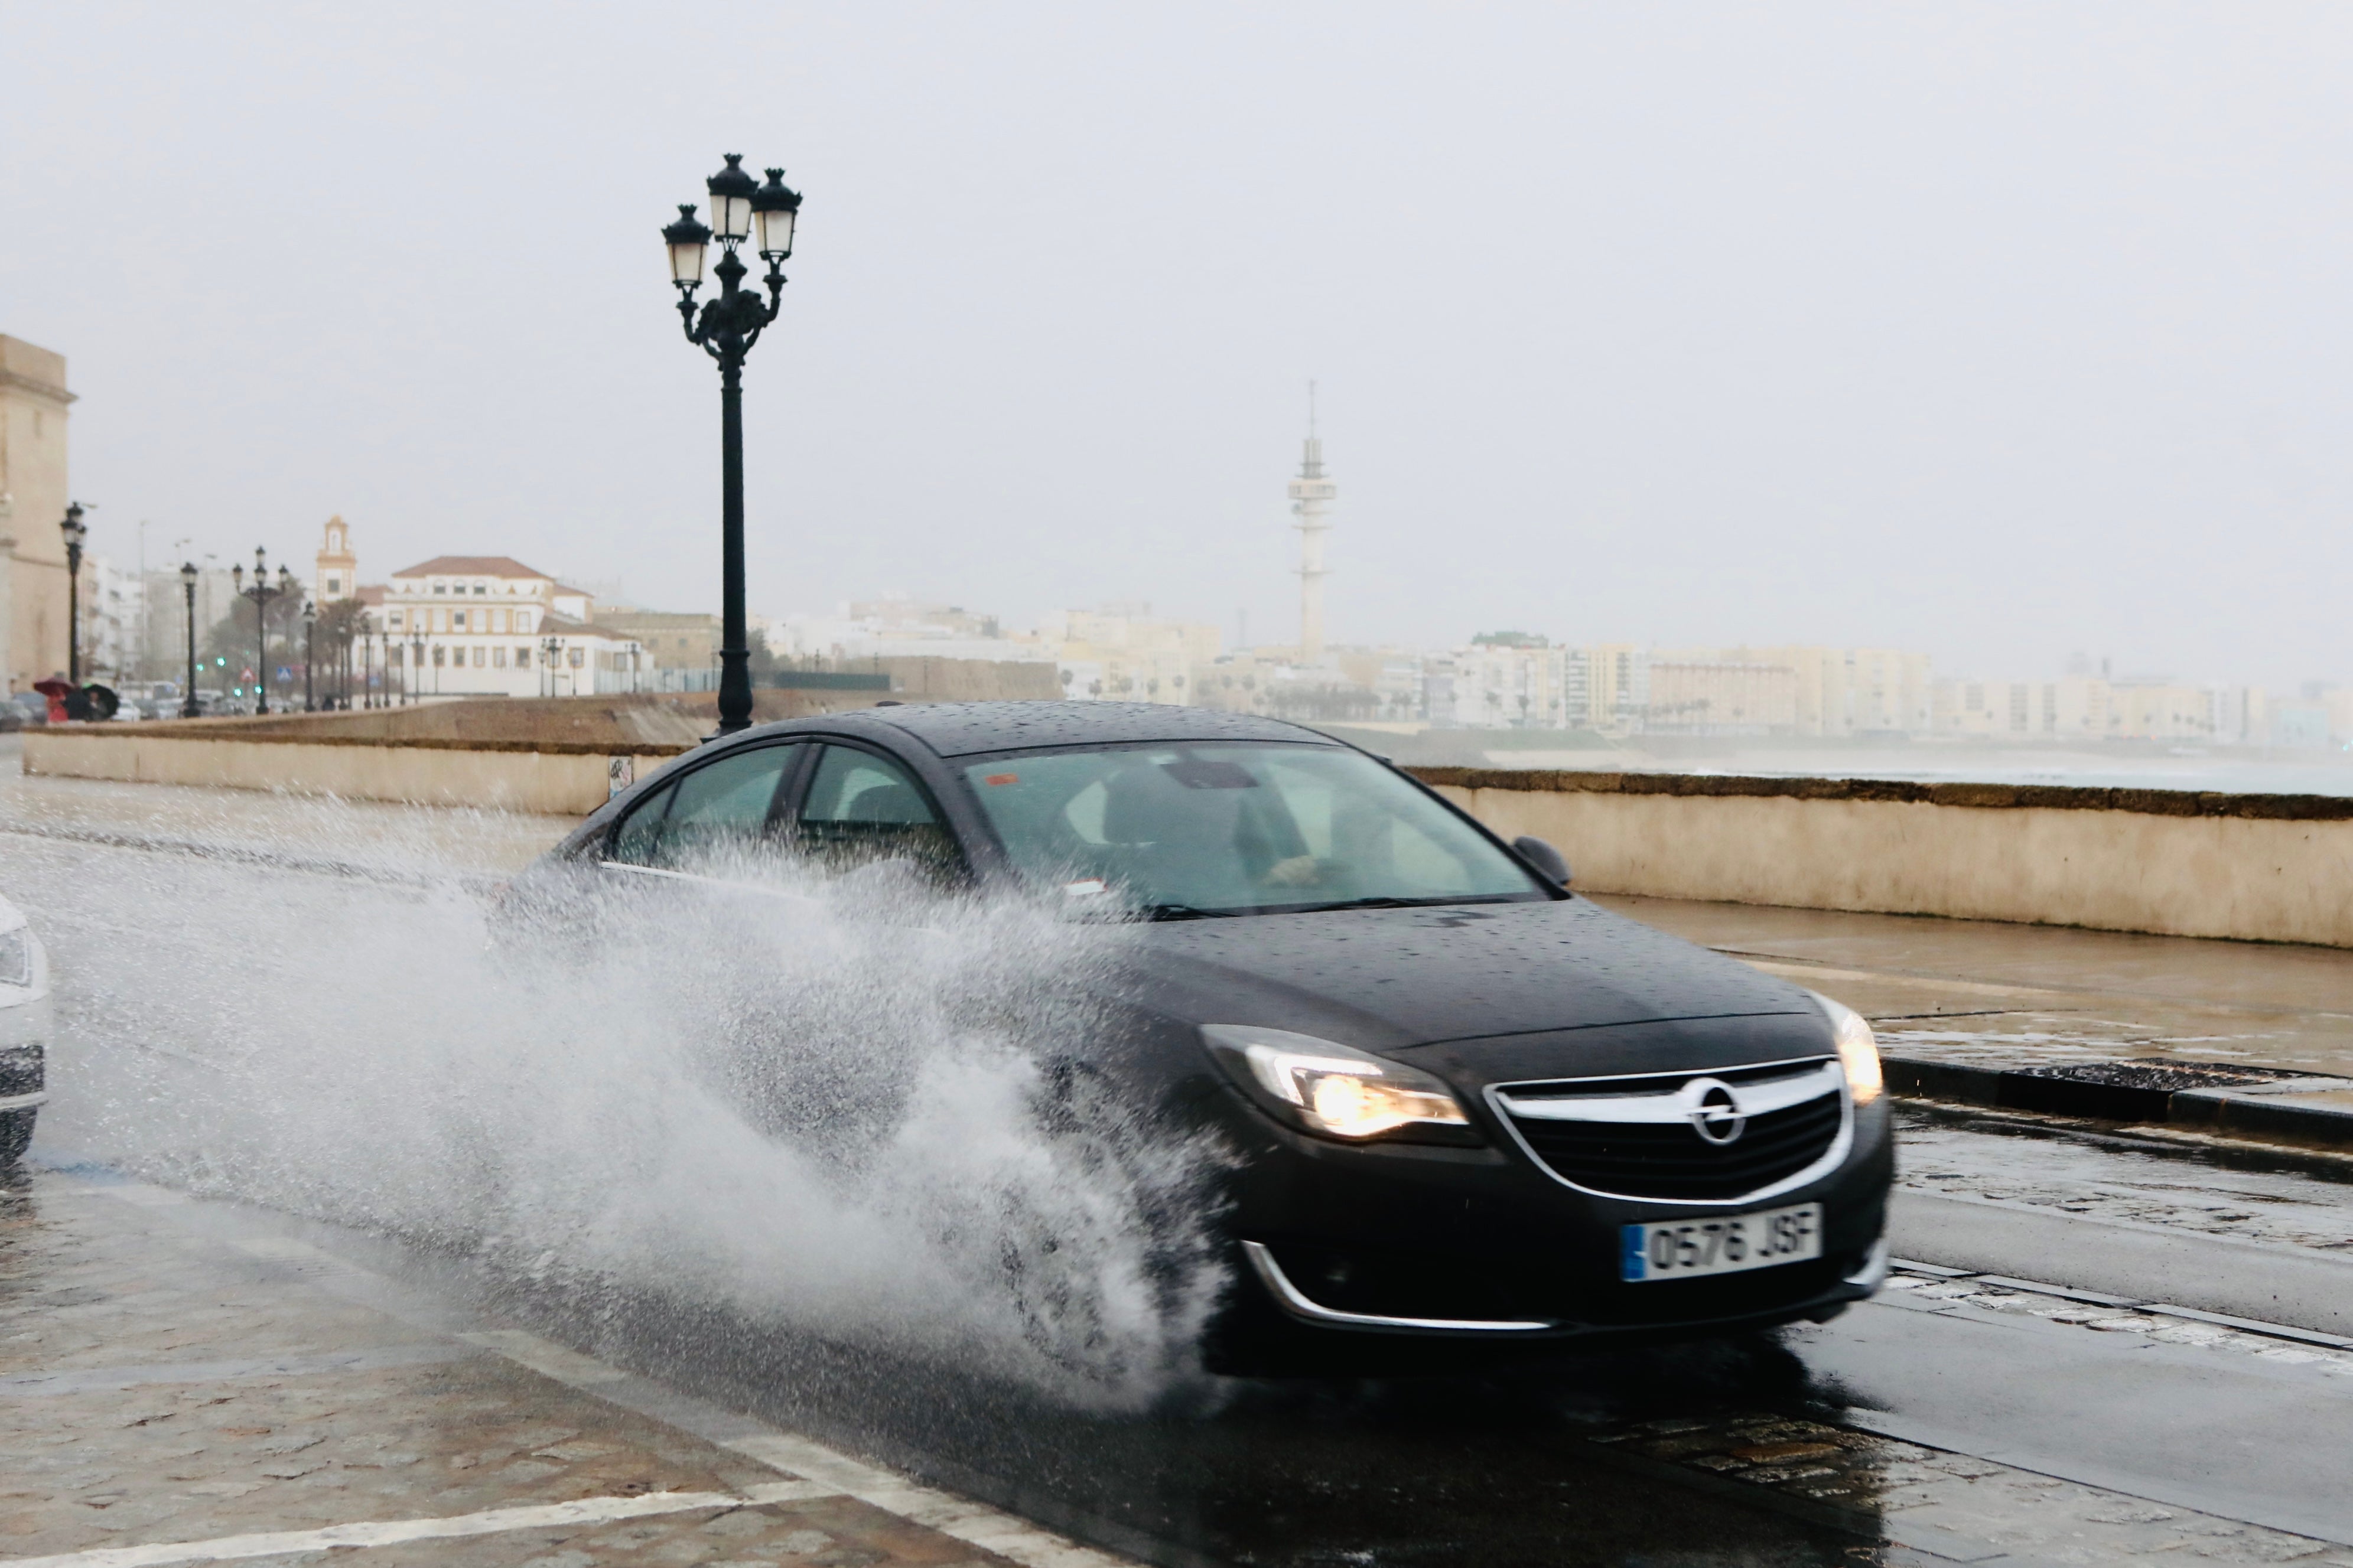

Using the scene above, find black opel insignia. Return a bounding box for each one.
[517,701,1892,1367]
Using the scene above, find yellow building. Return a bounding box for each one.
[1734,646,1934,737]
[1,335,74,693]
[1645,659,1799,735]
[1034,604,1221,705]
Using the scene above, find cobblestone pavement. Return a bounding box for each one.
[0,1168,1125,1568]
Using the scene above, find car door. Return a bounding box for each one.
[602,741,808,889]
[791,741,962,883]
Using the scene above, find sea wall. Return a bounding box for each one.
[1414,768,2353,948]
[22,728,688,816]
[22,726,2353,945]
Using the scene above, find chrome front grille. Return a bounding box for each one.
[1490,1057,1849,1204]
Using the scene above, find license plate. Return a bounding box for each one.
[1620,1203,1822,1282]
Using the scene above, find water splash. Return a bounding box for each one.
[15,831,1229,1407]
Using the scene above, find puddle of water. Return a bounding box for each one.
[1894,1106,2353,1253]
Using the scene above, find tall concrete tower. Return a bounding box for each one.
[1287,384,1337,664]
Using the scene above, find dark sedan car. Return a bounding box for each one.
[514,702,1891,1368]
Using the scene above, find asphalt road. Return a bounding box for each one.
[5,806,2353,1566]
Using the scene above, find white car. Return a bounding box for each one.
[0,894,50,1166]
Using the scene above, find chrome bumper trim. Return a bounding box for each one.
[1497,1060,1842,1124]
[1843,1237,1889,1291]
[1242,1241,1557,1334]
[0,1091,48,1114]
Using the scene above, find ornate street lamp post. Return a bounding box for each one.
[301,602,317,711]
[662,155,801,735]
[60,503,88,683]
[408,632,424,706]
[541,634,562,697]
[230,548,295,715]
[178,562,201,717]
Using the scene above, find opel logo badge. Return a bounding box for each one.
[1687,1080,1747,1146]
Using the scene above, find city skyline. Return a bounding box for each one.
[6,6,2352,693]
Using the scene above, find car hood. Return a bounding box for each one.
[1121,896,1816,1053]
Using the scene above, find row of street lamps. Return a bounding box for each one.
[64,524,582,716]
[56,152,799,730]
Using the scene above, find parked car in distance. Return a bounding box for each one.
[0,892,51,1167]
[509,702,1893,1371]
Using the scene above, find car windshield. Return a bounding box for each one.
[961,742,1547,916]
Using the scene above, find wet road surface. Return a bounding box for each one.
[9,1133,2353,1567]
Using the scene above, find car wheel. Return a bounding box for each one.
[0,1109,33,1168]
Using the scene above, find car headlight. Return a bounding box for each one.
[0,930,28,989]
[1811,992,1883,1106]
[1200,1026,1480,1145]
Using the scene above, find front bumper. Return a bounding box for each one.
[1210,1085,1895,1340]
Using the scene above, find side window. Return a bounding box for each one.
[659,744,802,867]
[610,781,678,866]
[607,745,800,869]
[796,745,955,874]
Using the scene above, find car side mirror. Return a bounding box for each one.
[1513,834,1571,888]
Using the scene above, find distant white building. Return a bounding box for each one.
[773,594,1053,667]
[310,523,646,699]
[80,554,144,683]
[375,553,644,697]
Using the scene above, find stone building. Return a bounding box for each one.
[589,607,721,673]
[0,335,74,695]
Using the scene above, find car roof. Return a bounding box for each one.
[848,700,1340,759]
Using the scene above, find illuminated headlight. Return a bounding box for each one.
[1201,1026,1479,1145]
[0,930,28,990]
[1811,992,1883,1106]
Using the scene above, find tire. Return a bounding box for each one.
[0,1109,34,1168]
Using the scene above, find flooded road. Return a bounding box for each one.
[5,791,2353,1566]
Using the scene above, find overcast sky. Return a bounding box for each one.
[5,4,2348,686]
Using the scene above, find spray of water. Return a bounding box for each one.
[14,823,1230,1407]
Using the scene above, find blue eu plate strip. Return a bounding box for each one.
[1620,1224,1646,1282]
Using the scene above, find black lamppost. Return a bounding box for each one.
[662,155,801,735]
[178,562,201,717]
[230,547,295,715]
[541,634,562,697]
[60,503,88,683]
[302,602,317,711]
[408,631,424,706]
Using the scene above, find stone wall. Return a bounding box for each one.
[1414,768,2353,948]
[23,726,2353,946]
[23,728,686,816]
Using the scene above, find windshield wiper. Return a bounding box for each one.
[1138,902,1226,921]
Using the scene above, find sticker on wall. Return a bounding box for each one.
[607,756,634,798]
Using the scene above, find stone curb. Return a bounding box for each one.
[1885,1055,2353,1153]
